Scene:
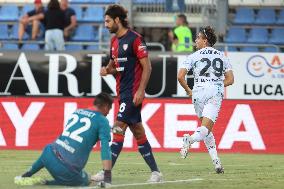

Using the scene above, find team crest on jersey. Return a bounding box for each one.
[123,44,128,51]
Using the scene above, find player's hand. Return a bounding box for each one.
[187,90,192,98]
[100,67,108,76]
[63,28,69,38]
[133,90,144,106]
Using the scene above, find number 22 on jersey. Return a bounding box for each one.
[62,114,91,143]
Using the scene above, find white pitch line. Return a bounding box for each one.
[65,178,203,189]
[109,178,203,188]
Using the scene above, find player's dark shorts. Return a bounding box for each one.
[116,97,142,125]
[41,144,89,186]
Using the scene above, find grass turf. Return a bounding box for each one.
[0,150,283,189]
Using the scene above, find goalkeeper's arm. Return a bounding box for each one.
[100,138,112,184]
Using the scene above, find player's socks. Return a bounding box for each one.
[137,136,159,172]
[190,126,209,143]
[111,133,124,168]
[204,132,218,161]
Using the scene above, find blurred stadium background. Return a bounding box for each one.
[0,0,283,188]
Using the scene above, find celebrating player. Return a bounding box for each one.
[93,4,162,183]
[177,26,234,173]
[15,93,113,187]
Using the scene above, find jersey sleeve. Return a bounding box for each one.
[133,37,148,59]
[173,27,178,40]
[99,118,111,160]
[69,8,76,16]
[109,37,115,61]
[223,56,232,72]
[181,54,194,71]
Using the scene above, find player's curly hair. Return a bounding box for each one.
[94,92,113,108]
[105,4,129,28]
[200,26,217,47]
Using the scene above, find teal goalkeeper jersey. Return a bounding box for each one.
[52,109,111,171]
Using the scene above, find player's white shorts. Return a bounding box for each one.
[192,84,224,123]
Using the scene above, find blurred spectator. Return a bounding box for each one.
[18,0,45,41]
[168,14,193,52]
[166,0,185,12]
[44,0,66,50]
[60,0,77,40]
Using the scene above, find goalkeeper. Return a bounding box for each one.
[15,92,113,187]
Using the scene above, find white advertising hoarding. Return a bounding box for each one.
[226,52,284,100]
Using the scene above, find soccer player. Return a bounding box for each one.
[93,5,162,183]
[177,26,234,173]
[15,92,113,186]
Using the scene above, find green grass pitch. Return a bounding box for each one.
[0,150,283,189]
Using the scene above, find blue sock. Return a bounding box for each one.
[138,141,159,172]
[110,141,123,168]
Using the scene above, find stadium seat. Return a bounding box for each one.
[65,44,83,50]
[276,9,284,25]
[224,27,246,43]
[10,24,29,40]
[71,5,83,22]
[240,46,259,52]
[233,7,255,24]
[0,24,9,40]
[227,46,238,51]
[21,4,33,16]
[69,0,91,3]
[86,45,99,50]
[268,28,284,44]
[255,8,276,25]
[71,25,98,41]
[134,0,159,3]
[263,46,278,52]
[21,43,40,50]
[1,43,18,50]
[0,5,19,21]
[247,28,268,44]
[83,7,104,22]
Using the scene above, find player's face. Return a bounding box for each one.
[34,3,42,11]
[176,17,182,26]
[105,15,119,34]
[195,32,207,49]
[60,0,68,10]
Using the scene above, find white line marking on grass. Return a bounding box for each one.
[109,178,203,188]
[64,178,203,189]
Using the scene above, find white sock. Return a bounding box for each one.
[204,132,218,161]
[190,126,209,143]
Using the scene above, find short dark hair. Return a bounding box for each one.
[105,4,129,28]
[48,0,60,10]
[94,92,113,108]
[200,26,217,47]
[177,14,188,25]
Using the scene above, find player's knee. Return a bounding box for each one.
[135,134,147,145]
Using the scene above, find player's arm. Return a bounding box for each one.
[27,13,44,22]
[133,57,152,106]
[224,70,234,87]
[100,59,117,76]
[178,68,192,97]
[98,121,112,184]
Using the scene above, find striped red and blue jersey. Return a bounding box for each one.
[110,29,148,100]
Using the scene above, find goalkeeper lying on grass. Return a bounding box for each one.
[14,93,113,187]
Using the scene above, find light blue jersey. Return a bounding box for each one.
[53,109,111,171]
